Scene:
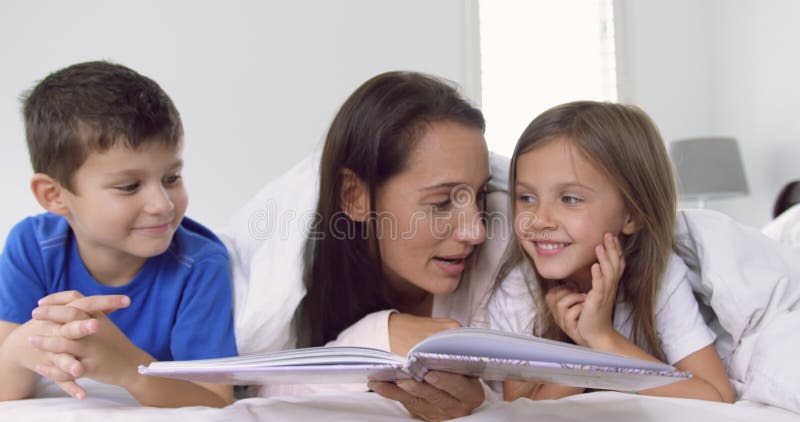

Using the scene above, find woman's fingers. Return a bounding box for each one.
[422,371,484,410]
[368,377,474,421]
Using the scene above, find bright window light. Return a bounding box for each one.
[479,0,617,157]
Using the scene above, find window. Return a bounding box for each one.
[479,0,617,157]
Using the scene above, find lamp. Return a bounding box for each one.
[668,137,749,208]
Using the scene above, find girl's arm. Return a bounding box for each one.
[504,379,584,401]
[503,337,734,402]
[589,332,734,402]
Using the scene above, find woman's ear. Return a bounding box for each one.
[621,212,641,235]
[339,168,370,222]
[30,173,70,217]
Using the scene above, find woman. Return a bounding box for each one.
[228,71,508,420]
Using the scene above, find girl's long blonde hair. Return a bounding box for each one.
[498,101,677,359]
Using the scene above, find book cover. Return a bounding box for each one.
[138,328,690,391]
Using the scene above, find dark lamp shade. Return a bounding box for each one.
[669,137,749,200]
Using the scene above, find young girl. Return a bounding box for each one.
[491,101,735,402]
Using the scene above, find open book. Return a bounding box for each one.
[139,328,690,391]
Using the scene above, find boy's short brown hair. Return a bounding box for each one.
[22,61,183,191]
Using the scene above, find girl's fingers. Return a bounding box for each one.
[605,233,624,275]
[557,293,586,312]
[590,262,605,298]
[563,303,584,343]
[545,285,579,310]
[551,292,585,331]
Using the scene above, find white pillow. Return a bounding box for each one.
[762,203,800,248]
[221,151,321,355]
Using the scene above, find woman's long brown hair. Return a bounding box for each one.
[297,71,485,347]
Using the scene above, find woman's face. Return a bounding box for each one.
[373,120,490,299]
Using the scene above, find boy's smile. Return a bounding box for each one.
[57,141,188,286]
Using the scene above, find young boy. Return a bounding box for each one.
[0,61,237,407]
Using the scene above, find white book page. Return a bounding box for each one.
[145,347,404,370]
[410,328,673,371]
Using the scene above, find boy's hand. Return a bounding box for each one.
[1,318,88,399]
[28,291,131,399]
[29,309,148,390]
[577,233,624,347]
[36,290,130,313]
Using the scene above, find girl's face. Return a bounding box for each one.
[514,137,637,290]
[374,120,490,300]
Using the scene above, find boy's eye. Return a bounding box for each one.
[115,182,139,193]
[562,195,583,205]
[163,174,182,185]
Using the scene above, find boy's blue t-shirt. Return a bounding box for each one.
[0,213,237,361]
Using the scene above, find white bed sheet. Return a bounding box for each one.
[2,390,798,422]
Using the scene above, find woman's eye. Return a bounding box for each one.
[476,190,487,210]
[562,195,583,205]
[115,182,139,193]
[431,199,451,212]
[163,174,182,185]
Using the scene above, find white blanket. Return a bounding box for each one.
[674,209,800,413]
[2,388,798,422]
[762,203,800,248]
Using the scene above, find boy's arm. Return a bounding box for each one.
[0,317,92,401]
[0,321,37,400]
[31,298,232,407]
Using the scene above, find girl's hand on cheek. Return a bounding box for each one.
[578,233,624,347]
[544,284,587,346]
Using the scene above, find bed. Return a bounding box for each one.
[2,154,799,421]
[2,385,798,422]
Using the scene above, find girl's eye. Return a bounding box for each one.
[562,195,583,205]
[517,194,536,204]
[115,182,139,193]
[163,174,182,185]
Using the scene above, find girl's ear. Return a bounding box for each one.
[30,173,70,217]
[621,212,641,235]
[339,168,370,222]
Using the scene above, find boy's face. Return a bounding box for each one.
[61,141,188,270]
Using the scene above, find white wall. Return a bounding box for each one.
[0,0,479,247]
[615,0,800,227]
